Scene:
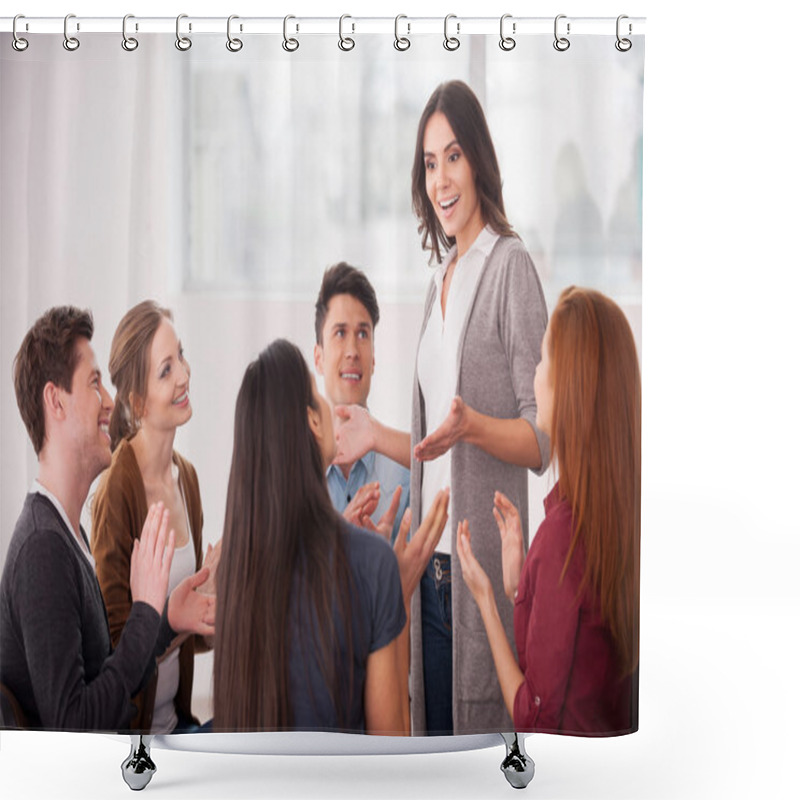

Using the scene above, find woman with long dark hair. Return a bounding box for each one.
[213,340,445,732]
[92,300,217,733]
[335,80,549,735]
[457,287,640,734]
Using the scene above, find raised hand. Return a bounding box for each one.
[456,519,492,606]
[394,489,450,607]
[342,482,380,527]
[167,568,215,637]
[130,502,175,615]
[333,403,375,465]
[414,396,469,462]
[493,491,525,603]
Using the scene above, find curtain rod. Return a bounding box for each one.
[1,16,645,37]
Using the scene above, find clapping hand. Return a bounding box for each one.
[167,568,215,637]
[196,539,222,597]
[493,491,525,603]
[342,482,381,527]
[130,502,175,615]
[360,485,403,541]
[394,489,450,607]
[456,519,493,607]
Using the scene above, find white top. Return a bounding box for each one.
[416,227,500,555]
[31,479,95,568]
[150,468,197,734]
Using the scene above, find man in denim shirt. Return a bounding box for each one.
[313,263,410,543]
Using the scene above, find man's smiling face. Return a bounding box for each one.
[313,293,375,408]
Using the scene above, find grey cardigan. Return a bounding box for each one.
[410,235,550,735]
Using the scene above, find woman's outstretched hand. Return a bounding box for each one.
[456,519,493,608]
[333,404,375,465]
[394,489,450,608]
[414,396,469,462]
[130,502,174,615]
[493,491,525,603]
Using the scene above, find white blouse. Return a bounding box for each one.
[416,227,499,555]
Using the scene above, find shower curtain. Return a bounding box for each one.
[0,19,644,737]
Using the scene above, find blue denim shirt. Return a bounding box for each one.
[326,450,410,544]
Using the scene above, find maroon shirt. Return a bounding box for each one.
[513,484,635,735]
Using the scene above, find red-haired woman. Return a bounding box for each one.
[457,287,640,734]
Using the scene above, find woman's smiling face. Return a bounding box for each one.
[140,318,192,433]
[423,111,485,254]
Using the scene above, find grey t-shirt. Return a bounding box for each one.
[287,523,405,732]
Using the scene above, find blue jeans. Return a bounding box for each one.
[420,553,453,735]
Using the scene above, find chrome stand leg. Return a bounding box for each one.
[121,734,156,791]
[500,732,535,789]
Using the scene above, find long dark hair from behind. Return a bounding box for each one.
[549,287,641,677]
[411,80,516,263]
[214,339,356,731]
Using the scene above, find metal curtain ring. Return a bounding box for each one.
[499,14,516,51]
[443,14,460,51]
[553,14,570,52]
[394,14,410,51]
[12,14,29,51]
[63,13,80,51]
[122,14,139,51]
[282,15,299,52]
[176,14,192,51]
[338,14,355,51]
[615,14,632,52]
[226,15,243,52]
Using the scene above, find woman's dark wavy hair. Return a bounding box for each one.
[213,339,356,731]
[411,80,516,263]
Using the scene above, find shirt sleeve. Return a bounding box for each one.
[13,530,162,731]
[513,525,582,731]
[497,243,551,474]
[367,540,406,653]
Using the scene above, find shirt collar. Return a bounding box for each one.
[326,448,376,481]
[434,225,499,287]
[30,479,95,566]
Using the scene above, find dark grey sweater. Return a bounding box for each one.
[0,493,174,731]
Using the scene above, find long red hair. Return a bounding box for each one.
[549,287,641,676]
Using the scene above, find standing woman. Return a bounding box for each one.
[213,340,440,733]
[457,287,640,734]
[92,300,212,733]
[410,80,549,735]
[331,80,549,735]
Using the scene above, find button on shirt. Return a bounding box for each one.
[327,450,411,544]
[417,226,500,555]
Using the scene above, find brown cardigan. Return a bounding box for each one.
[91,438,205,732]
